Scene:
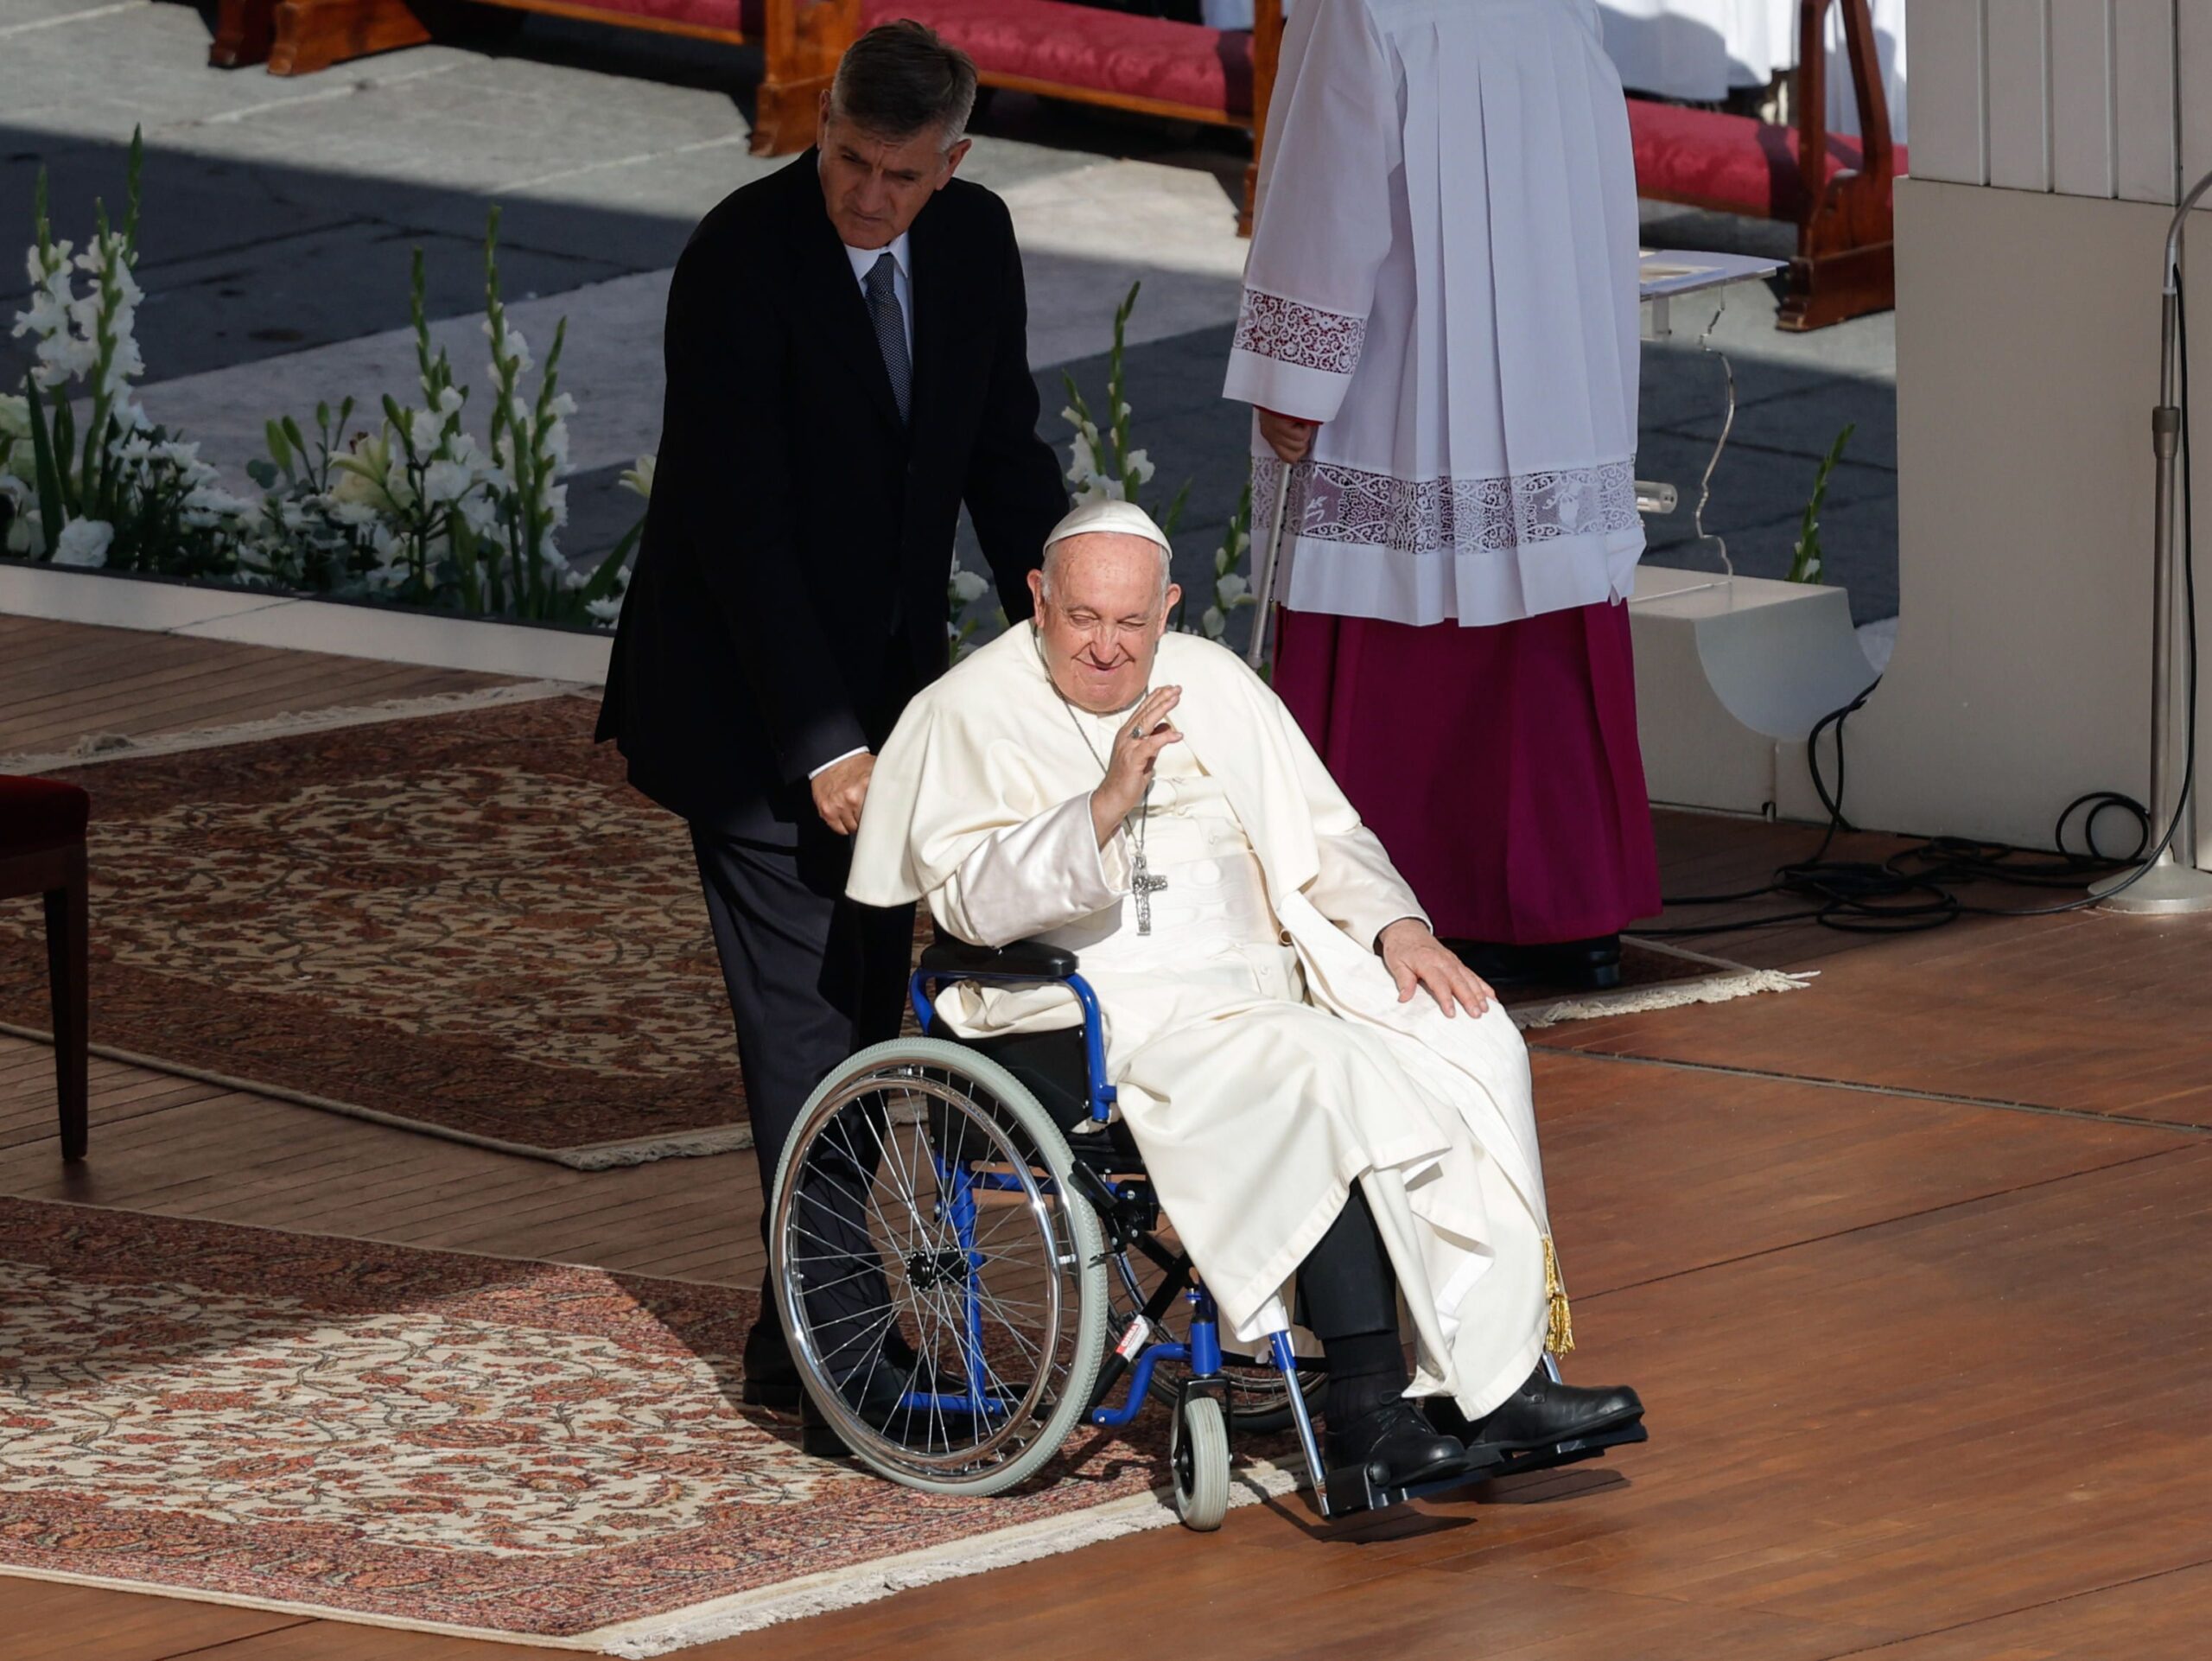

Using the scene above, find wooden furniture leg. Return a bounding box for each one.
[1779,0,1896,332]
[1238,0,1282,238]
[209,0,277,67]
[264,0,435,76]
[754,0,859,156]
[43,847,88,1164]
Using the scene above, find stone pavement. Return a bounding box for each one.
[1,0,1898,638]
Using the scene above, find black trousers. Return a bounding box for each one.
[1297,1184,1399,1344]
[691,823,912,1371]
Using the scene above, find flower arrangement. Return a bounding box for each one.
[2,131,251,575]
[3,141,642,630]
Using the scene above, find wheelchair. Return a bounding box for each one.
[766,935,1644,1530]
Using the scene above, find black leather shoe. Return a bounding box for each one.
[1535,935,1624,992]
[1444,939,1539,985]
[1325,1400,1474,1488]
[1440,1365,1644,1454]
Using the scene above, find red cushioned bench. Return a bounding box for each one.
[209,0,1891,326]
[1628,0,1902,329]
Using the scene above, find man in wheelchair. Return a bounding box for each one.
[839,499,1643,1497]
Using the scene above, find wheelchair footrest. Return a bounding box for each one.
[1487,1417,1649,1478]
[1319,1448,1508,1518]
[1317,1420,1648,1518]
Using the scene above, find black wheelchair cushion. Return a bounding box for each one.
[925,1016,1143,1164]
[918,936,1079,979]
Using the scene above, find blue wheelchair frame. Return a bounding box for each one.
[892,955,1640,1518]
[906,961,1337,1502]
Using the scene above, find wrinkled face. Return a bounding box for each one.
[1027,532,1182,714]
[816,99,970,249]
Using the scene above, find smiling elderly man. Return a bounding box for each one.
[850,500,1644,1486]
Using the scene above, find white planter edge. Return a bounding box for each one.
[0,559,612,684]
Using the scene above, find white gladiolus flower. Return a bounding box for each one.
[620,455,655,500]
[950,569,987,605]
[1201,606,1225,640]
[422,459,474,506]
[1125,448,1156,485]
[1066,433,1097,486]
[53,518,113,568]
[586,594,624,624]
[328,499,379,528]
[1217,573,1249,603]
[4,509,37,554]
[0,395,28,439]
[409,409,446,454]
[436,385,465,415]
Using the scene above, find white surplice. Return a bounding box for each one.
[848,625,1559,1416]
[1224,0,1645,629]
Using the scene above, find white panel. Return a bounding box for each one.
[1905,0,1990,180]
[2050,3,2118,196]
[2115,1,2178,202]
[1987,0,2055,189]
[2182,0,2212,198]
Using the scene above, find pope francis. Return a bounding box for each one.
[849,500,1643,1485]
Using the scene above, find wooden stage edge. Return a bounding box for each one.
[4,616,2211,1658]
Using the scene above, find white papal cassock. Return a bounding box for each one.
[848,625,1566,1417]
[1226,0,1644,628]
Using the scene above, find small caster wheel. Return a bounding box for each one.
[1172,1393,1230,1531]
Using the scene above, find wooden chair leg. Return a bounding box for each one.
[44,856,88,1163]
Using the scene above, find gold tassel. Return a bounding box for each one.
[1542,1235,1575,1358]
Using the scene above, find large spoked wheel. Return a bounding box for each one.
[769,1039,1109,1497]
[1171,1394,1230,1531]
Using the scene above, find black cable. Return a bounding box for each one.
[1633,274,2197,939]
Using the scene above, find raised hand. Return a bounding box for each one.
[1090,684,1183,844]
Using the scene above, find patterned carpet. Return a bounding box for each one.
[0,1199,1255,1652]
[0,697,748,1167]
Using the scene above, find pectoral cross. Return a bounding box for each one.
[1131,848,1169,937]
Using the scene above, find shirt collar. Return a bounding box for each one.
[843,232,911,288]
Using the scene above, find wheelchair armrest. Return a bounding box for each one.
[918,936,1079,980]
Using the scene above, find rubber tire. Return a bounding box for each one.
[768,1037,1110,1497]
[1147,1353,1325,1435]
[1172,1394,1231,1531]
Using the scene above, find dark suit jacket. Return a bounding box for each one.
[596,152,1066,837]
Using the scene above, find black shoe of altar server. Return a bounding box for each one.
[1433,1365,1645,1455]
[1537,934,1624,991]
[739,1313,804,1411]
[1325,1400,1476,1489]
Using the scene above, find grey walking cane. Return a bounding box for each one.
[1244,460,1293,671]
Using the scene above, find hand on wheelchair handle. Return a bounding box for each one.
[811,752,875,837]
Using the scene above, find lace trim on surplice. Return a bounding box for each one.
[1258,456,1640,557]
[1233,289,1368,376]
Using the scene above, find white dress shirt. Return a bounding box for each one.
[813,232,916,781]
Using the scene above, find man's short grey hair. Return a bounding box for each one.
[829,22,979,150]
[1039,530,1173,609]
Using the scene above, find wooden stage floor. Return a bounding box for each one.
[4,621,2209,1659]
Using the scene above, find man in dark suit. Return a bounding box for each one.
[596,22,1066,1425]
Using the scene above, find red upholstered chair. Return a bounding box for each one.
[1,775,90,1161]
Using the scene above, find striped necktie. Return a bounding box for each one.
[863,251,912,424]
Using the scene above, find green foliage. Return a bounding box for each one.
[1788,423,1856,585]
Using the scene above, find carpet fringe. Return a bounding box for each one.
[590,1461,1306,1657]
[0,678,584,775]
[1512,968,1814,1032]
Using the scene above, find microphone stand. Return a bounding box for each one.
[2094,169,2212,912]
